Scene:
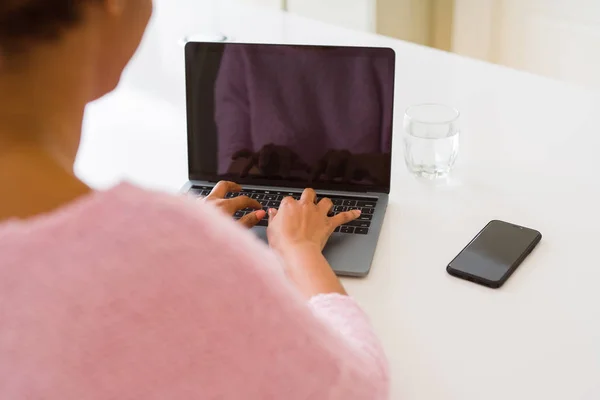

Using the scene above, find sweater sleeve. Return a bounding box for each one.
[309,293,390,398]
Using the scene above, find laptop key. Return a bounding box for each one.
[267,201,280,208]
[250,193,264,200]
[234,211,245,219]
[357,201,377,208]
[361,208,375,215]
[332,199,344,206]
[355,228,369,235]
[334,226,341,233]
[256,219,268,227]
[343,200,358,207]
[340,226,355,234]
[358,215,373,221]
[264,194,278,201]
[346,220,371,228]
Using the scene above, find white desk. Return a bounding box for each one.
[77,1,600,398]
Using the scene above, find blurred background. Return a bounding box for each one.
[235,0,600,91]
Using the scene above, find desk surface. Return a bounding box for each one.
[77,1,600,398]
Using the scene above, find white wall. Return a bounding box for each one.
[233,0,442,47]
[287,0,376,32]
[453,0,600,90]
[236,0,283,8]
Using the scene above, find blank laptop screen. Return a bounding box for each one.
[185,42,395,193]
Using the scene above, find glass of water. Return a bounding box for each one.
[403,103,460,179]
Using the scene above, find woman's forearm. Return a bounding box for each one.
[276,243,347,299]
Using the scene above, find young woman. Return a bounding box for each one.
[0,1,389,398]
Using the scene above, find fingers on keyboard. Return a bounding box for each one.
[190,186,377,235]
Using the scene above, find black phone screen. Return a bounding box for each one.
[448,220,541,285]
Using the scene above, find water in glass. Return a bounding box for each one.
[404,104,460,179]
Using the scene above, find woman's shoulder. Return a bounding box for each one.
[0,182,216,236]
[0,182,279,280]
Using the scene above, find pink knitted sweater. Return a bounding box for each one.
[0,183,389,399]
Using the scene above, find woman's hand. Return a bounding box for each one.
[267,188,361,253]
[266,188,361,298]
[201,181,266,228]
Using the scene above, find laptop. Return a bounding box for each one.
[181,42,395,277]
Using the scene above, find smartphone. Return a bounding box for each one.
[447,220,542,289]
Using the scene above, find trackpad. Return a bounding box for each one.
[252,227,344,246]
[253,227,269,242]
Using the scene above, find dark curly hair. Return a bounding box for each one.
[0,0,87,53]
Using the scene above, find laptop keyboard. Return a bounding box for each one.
[189,186,377,235]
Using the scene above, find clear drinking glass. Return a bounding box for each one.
[403,103,460,179]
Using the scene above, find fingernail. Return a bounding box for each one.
[255,210,266,219]
[355,210,362,216]
[268,208,275,216]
